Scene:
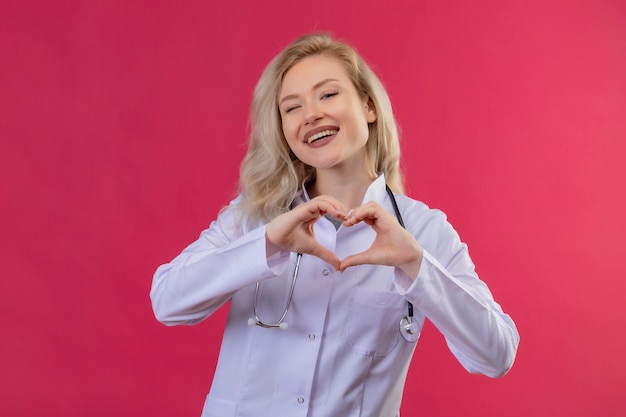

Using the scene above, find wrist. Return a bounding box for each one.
[265,229,281,258]
[399,247,423,281]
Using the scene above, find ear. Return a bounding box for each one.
[364,98,377,123]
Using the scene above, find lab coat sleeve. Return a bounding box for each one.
[394,204,519,378]
[150,202,289,326]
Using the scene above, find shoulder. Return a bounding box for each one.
[393,194,465,252]
[393,193,447,224]
[203,194,266,243]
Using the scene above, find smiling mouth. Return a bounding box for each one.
[307,129,338,144]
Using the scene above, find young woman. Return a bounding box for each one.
[151,33,519,417]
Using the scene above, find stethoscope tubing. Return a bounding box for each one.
[249,185,415,335]
[249,252,302,329]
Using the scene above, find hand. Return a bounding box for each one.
[266,196,347,271]
[340,202,423,278]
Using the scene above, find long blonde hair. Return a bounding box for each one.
[238,33,404,224]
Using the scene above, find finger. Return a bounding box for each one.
[339,251,374,272]
[308,196,348,220]
[343,204,382,227]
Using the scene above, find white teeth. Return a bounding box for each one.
[307,129,337,144]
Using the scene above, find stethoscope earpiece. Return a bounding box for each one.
[248,317,289,330]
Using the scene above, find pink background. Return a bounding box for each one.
[1,0,625,415]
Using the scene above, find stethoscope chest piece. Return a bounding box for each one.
[400,317,420,342]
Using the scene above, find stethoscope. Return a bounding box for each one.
[248,185,420,342]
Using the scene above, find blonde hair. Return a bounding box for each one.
[238,33,404,224]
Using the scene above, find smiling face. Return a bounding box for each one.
[278,54,377,174]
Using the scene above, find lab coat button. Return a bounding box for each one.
[297,396,305,404]
[322,269,329,276]
[308,333,316,340]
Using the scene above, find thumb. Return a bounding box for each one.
[310,246,341,271]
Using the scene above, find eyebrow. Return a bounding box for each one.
[278,78,340,106]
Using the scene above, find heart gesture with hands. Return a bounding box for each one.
[265,197,424,279]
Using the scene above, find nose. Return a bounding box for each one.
[304,102,323,125]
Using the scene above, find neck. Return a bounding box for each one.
[310,169,376,210]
